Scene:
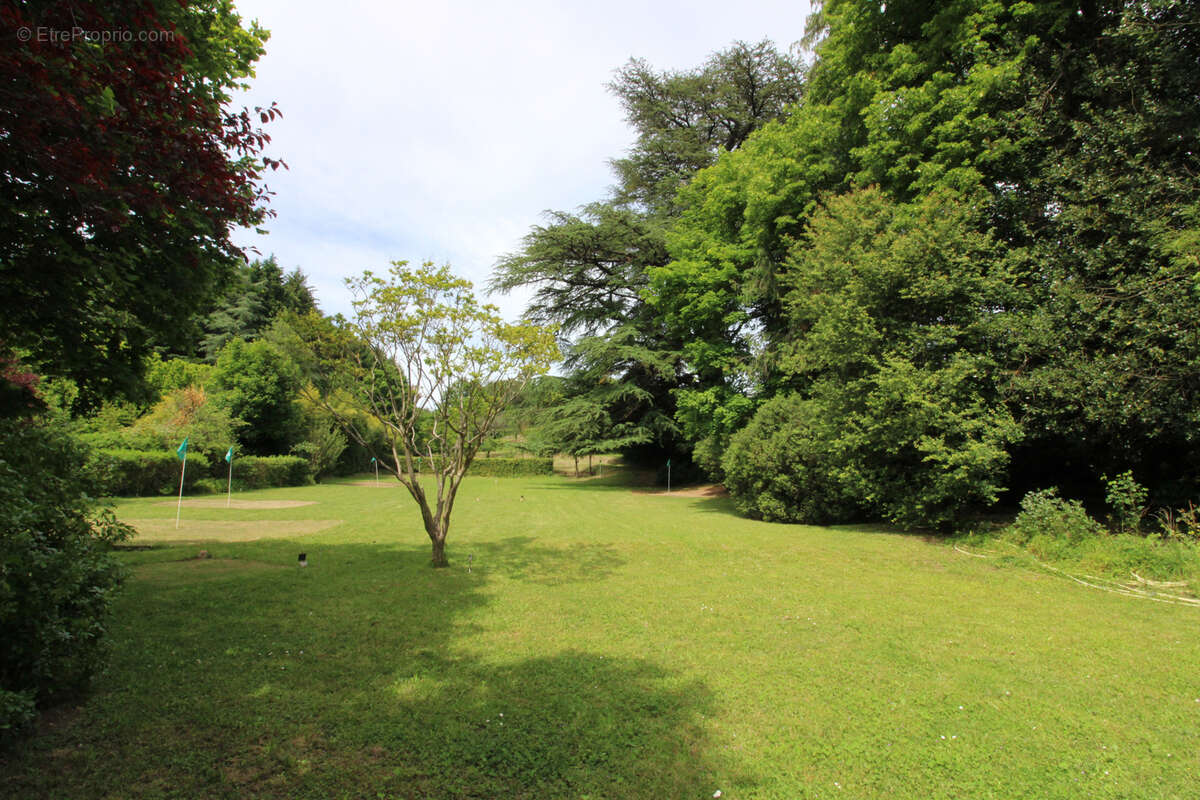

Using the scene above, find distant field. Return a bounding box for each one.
[2,472,1198,799]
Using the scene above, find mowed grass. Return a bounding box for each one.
[3,472,1199,799]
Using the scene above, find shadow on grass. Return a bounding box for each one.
[679,492,945,544]
[465,536,625,585]
[356,650,721,798]
[1,541,731,799]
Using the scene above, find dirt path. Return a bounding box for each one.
[633,484,729,499]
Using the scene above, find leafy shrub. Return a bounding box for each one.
[722,393,865,525]
[1156,502,1200,542]
[76,428,160,452]
[88,448,211,497]
[192,478,225,495]
[383,456,553,478]
[211,338,303,455]
[1103,470,1149,533]
[290,420,347,481]
[723,362,1017,530]
[0,419,130,740]
[127,385,242,457]
[217,455,312,489]
[143,354,212,396]
[1006,488,1106,549]
[990,488,1200,585]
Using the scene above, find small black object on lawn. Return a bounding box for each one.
[298,552,308,567]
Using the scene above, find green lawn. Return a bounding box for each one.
[3,472,1198,798]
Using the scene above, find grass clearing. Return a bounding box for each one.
[2,474,1198,798]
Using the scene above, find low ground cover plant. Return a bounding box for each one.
[979,483,1200,590]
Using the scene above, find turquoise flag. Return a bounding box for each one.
[176,437,188,461]
[225,446,234,464]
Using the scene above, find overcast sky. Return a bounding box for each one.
[229,0,813,321]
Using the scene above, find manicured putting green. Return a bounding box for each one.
[124,517,342,543]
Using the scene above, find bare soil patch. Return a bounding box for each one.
[155,499,317,509]
[633,484,730,499]
[124,518,342,544]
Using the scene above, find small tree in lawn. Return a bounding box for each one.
[337,261,557,567]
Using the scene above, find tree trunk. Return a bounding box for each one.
[430,533,448,568]
[573,455,579,478]
[588,453,593,475]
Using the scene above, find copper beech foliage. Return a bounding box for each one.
[0,0,284,407]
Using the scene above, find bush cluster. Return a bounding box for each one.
[1005,488,1107,548]
[87,450,312,497]
[88,448,211,496]
[999,487,1200,584]
[721,393,864,525]
[393,456,553,477]
[216,454,312,490]
[0,420,129,739]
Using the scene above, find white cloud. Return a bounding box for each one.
[230,0,813,320]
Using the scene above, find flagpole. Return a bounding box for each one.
[175,437,189,529]
[175,454,187,529]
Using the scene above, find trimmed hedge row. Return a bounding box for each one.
[88,450,312,496]
[222,455,312,490]
[468,457,553,477]
[88,449,211,497]
[89,450,546,495]
[400,456,554,477]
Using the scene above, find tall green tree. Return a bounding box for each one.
[492,40,804,473]
[0,0,281,738]
[610,39,806,213]
[199,256,317,361]
[725,188,1020,528]
[655,0,1200,521]
[0,0,282,409]
[211,337,303,455]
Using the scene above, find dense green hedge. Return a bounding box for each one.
[217,455,312,490]
[88,450,312,496]
[467,457,553,477]
[395,456,554,477]
[88,449,211,497]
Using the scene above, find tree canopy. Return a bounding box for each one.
[312,262,558,567]
[0,0,283,409]
[491,1,1200,527]
[649,0,1200,523]
[492,40,805,475]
